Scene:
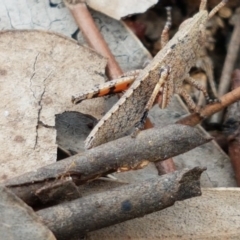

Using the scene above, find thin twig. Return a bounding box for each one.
[211,8,240,123]
[64,0,123,79]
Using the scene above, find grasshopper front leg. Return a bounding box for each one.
[132,66,170,137]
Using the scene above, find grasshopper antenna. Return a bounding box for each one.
[161,6,172,48]
[165,6,172,27]
[209,0,228,19]
[199,0,207,11]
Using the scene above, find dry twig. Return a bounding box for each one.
[64,0,123,79]
[211,8,240,123]
[4,125,210,207]
[177,86,240,126]
[37,167,205,239]
[224,69,240,186]
[145,118,176,175]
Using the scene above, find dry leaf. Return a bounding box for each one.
[0,30,107,181]
[0,0,77,35]
[88,188,240,239]
[0,186,56,240]
[56,111,97,153]
[0,1,151,73]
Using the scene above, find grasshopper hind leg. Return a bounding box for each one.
[72,69,142,104]
[72,75,136,104]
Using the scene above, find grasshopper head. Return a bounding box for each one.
[179,0,227,30]
[178,11,208,32]
[178,0,227,47]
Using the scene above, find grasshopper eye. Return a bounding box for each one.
[179,18,192,30]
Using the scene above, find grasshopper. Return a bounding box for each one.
[72,0,227,149]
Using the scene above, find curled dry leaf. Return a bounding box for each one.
[0,30,107,182]
[56,111,97,154]
[65,0,158,20]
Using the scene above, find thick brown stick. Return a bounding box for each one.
[37,167,205,239]
[228,140,240,186]
[155,158,177,175]
[224,69,240,186]
[4,125,211,206]
[145,118,176,174]
[65,1,123,79]
[177,86,240,126]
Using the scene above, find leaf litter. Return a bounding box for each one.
[0,30,107,181]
